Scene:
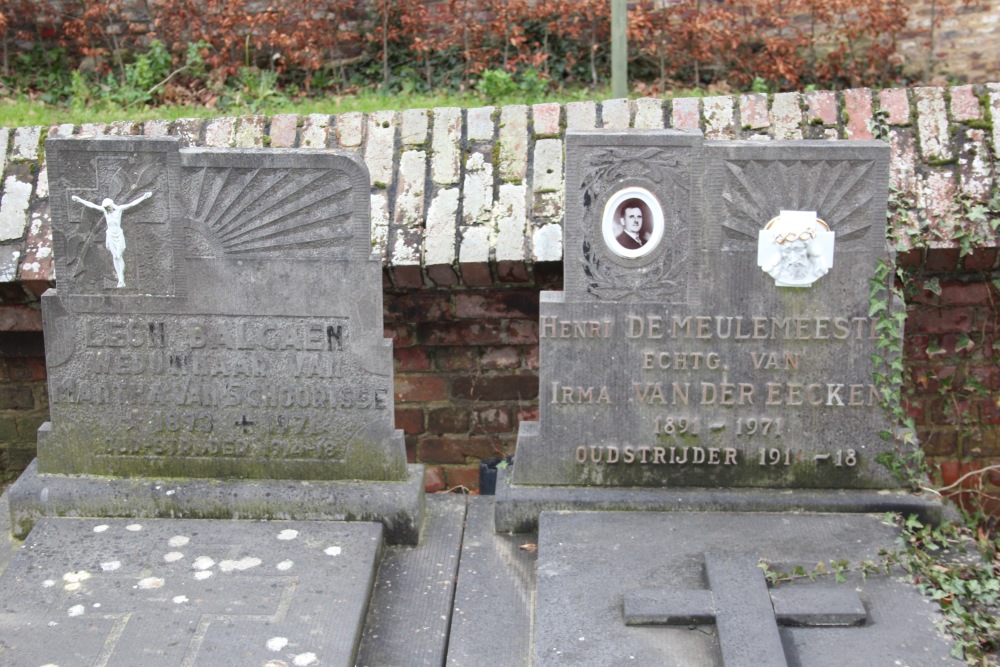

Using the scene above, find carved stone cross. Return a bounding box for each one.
[623,551,867,667]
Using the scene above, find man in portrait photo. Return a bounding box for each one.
[615,200,647,249]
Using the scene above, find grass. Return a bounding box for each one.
[0,86,616,128]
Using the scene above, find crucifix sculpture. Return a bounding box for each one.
[71,192,152,288]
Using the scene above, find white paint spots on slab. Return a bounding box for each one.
[168,535,189,547]
[276,560,294,571]
[63,571,91,591]
[42,580,55,587]
[277,529,299,541]
[192,556,215,570]
[194,571,213,581]
[93,525,109,533]
[324,546,342,557]
[100,561,121,572]
[172,595,188,604]
[137,577,165,589]
[266,637,289,651]
[219,557,262,572]
[67,605,85,617]
[126,524,143,532]
[163,552,184,563]
[293,653,318,666]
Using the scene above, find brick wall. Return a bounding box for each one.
[386,264,559,490]
[0,83,998,496]
[900,0,1000,83]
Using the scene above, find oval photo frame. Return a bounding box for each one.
[601,187,665,259]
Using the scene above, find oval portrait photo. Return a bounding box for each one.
[601,187,665,259]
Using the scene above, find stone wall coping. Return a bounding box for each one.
[0,83,997,294]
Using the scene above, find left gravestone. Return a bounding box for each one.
[8,136,423,543]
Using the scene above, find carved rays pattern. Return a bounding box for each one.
[720,159,875,251]
[579,147,690,301]
[180,166,355,258]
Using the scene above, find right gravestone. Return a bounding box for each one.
[500,131,941,521]
[470,133,957,667]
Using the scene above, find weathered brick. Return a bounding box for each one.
[108,120,139,136]
[268,114,298,148]
[417,437,467,464]
[5,356,46,381]
[233,115,266,147]
[419,321,508,346]
[366,110,397,188]
[390,265,424,288]
[473,407,512,433]
[989,83,1000,162]
[671,97,700,130]
[394,347,431,372]
[0,415,18,440]
[878,88,910,125]
[394,407,425,435]
[466,106,495,141]
[601,98,630,129]
[494,183,527,262]
[12,126,41,160]
[958,128,991,201]
[427,265,459,286]
[142,119,170,137]
[632,98,663,129]
[843,88,873,140]
[401,108,429,145]
[300,114,332,148]
[395,375,448,402]
[566,101,597,130]
[964,248,997,271]
[460,262,493,286]
[532,223,562,262]
[739,93,769,130]
[804,90,837,126]
[497,260,531,283]
[431,107,461,186]
[532,102,562,136]
[425,187,459,268]
[428,408,470,434]
[445,465,480,491]
[949,85,982,121]
[516,405,539,423]
[382,291,452,322]
[770,93,802,140]
[0,304,42,331]
[532,138,563,194]
[497,105,528,182]
[914,87,951,160]
[335,112,363,148]
[451,374,539,401]
[924,247,961,272]
[0,385,34,409]
[424,465,446,492]
[908,307,974,334]
[480,347,521,370]
[940,280,991,306]
[79,122,106,137]
[703,96,735,139]
[384,322,416,347]
[172,117,203,145]
[204,117,235,147]
[433,347,477,371]
[455,291,536,319]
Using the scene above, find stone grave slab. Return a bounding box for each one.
[0,517,383,666]
[533,511,958,667]
[499,131,940,530]
[9,137,422,542]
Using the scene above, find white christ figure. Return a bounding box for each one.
[71,192,152,287]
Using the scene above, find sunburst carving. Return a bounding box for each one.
[720,159,875,252]
[181,166,355,258]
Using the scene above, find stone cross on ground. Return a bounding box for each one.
[623,552,867,667]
